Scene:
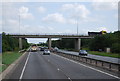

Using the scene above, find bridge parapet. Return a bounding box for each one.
[9,33,87,36]
[9,34,94,39]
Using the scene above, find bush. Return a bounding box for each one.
[111,43,120,53]
[2,32,29,52]
[89,31,120,53]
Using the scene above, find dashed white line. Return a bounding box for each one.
[52,53,120,79]
[48,60,50,62]
[19,52,31,80]
[68,77,71,79]
[57,68,60,71]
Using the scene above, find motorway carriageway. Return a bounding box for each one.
[6,51,119,81]
[58,50,120,64]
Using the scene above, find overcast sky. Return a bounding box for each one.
[0,0,119,43]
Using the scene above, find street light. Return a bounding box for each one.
[18,9,21,35]
[19,13,20,35]
[76,17,78,35]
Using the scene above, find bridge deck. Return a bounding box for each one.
[10,34,94,38]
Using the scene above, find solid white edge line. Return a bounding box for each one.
[19,52,30,80]
[53,53,120,79]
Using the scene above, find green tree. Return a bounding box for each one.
[89,31,120,53]
[2,32,29,52]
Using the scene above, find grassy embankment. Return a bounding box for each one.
[88,51,120,58]
[1,52,22,72]
[0,54,2,73]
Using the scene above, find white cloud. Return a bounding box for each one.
[92,2,118,10]
[47,27,54,31]
[61,4,90,19]
[90,27,108,32]
[0,20,2,25]
[20,25,55,34]
[42,13,66,23]
[19,6,34,20]
[8,19,19,25]
[56,3,94,25]
[115,14,118,19]
[38,6,46,13]
[2,19,20,33]
[2,3,18,19]
[67,19,76,24]
[61,4,74,10]
[3,23,55,34]
[42,3,96,25]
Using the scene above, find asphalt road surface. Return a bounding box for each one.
[6,51,119,81]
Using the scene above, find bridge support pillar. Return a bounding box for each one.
[48,38,51,49]
[19,38,22,50]
[75,38,81,51]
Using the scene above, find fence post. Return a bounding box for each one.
[95,60,97,66]
[102,61,103,67]
[109,63,111,70]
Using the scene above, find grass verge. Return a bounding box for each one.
[0,54,2,73]
[88,51,120,58]
[2,51,22,72]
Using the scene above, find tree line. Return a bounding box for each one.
[2,32,29,52]
[51,31,120,53]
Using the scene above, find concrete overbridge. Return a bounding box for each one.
[10,34,94,51]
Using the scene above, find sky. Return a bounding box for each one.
[0,0,119,43]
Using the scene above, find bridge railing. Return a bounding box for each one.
[9,33,88,36]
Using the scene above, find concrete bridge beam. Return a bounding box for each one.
[75,38,81,51]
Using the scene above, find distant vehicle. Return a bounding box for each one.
[31,44,37,52]
[53,47,58,52]
[79,50,88,56]
[40,47,45,51]
[49,47,53,52]
[44,47,48,49]
[43,49,50,55]
[38,46,41,51]
[88,30,107,36]
[40,47,48,51]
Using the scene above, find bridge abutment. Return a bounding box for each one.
[75,38,81,51]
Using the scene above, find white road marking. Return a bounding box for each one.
[68,77,72,81]
[48,60,50,62]
[57,68,60,71]
[19,52,31,80]
[52,53,120,79]
[68,77,71,79]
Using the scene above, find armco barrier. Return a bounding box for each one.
[53,51,120,72]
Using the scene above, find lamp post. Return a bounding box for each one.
[18,10,22,50]
[76,17,78,35]
[18,11,21,35]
